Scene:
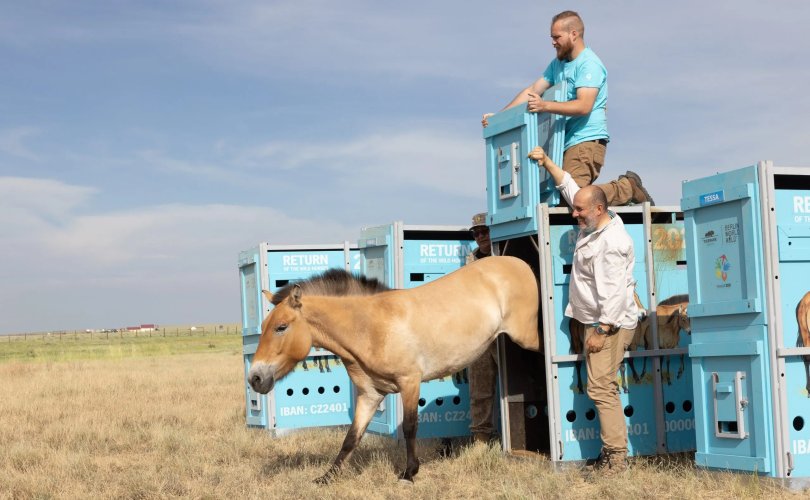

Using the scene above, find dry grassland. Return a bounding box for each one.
[0,338,803,499]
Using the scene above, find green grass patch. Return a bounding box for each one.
[0,333,242,363]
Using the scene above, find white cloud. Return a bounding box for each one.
[240,126,484,197]
[0,176,359,333]
[136,149,253,186]
[0,177,95,230]
[0,127,41,161]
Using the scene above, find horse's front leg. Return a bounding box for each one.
[398,378,422,483]
[619,359,629,393]
[628,357,640,383]
[314,389,384,484]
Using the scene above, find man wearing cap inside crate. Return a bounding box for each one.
[528,146,638,476]
[466,212,499,445]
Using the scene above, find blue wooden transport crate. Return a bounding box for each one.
[357,222,475,439]
[483,95,694,462]
[482,83,566,241]
[682,161,810,487]
[238,242,360,435]
[531,204,694,463]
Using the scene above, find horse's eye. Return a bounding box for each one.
[274,324,289,335]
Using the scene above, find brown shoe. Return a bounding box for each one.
[620,171,655,206]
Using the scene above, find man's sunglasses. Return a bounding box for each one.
[471,228,489,237]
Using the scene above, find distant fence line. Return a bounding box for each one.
[3,325,241,342]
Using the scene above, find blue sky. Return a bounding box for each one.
[1,1,808,334]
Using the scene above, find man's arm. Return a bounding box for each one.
[527,146,579,207]
[527,146,565,185]
[482,77,551,127]
[505,77,551,111]
[528,86,597,116]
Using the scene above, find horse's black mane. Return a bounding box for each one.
[271,268,390,306]
[658,294,689,307]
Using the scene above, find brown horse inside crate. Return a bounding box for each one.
[797,291,810,396]
[247,256,541,484]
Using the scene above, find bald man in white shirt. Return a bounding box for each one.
[528,145,638,476]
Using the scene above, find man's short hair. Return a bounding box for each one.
[577,185,607,211]
[551,10,584,36]
[591,186,608,210]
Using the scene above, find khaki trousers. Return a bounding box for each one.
[468,341,498,435]
[562,141,634,206]
[584,325,634,453]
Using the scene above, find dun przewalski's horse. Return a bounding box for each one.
[247,256,541,484]
[625,294,691,386]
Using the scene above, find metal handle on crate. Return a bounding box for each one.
[497,142,521,200]
[712,371,749,440]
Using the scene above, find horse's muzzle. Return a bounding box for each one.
[248,362,276,394]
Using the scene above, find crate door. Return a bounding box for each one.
[773,177,810,477]
[484,84,565,240]
[682,165,775,473]
[358,224,400,436]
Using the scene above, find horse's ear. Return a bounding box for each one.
[262,290,273,302]
[289,284,303,309]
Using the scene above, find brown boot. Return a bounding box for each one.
[604,450,628,476]
[620,171,655,206]
[591,448,611,471]
[586,448,627,480]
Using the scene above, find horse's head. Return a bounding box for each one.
[248,287,314,394]
[677,304,692,335]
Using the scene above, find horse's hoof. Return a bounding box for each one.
[398,478,414,486]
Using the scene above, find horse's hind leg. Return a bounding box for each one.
[397,378,422,483]
[314,387,384,484]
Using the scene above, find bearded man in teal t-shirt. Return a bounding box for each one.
[482,10,653,206]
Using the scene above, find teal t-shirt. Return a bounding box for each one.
[542,47,609,150]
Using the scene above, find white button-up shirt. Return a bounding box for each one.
[557,173,639,330]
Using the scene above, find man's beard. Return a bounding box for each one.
[556,45,573,61]
[580,217,599,234]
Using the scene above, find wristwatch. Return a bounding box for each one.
[595,325,610,335]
